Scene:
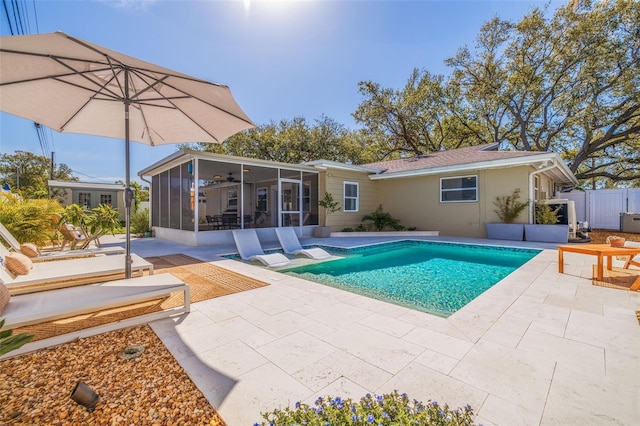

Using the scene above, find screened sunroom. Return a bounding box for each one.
[138,149,320,246]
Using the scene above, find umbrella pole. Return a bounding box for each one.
[124,69,132,279]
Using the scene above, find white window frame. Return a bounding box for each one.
[440,175,478,203]
[343,181,359,212]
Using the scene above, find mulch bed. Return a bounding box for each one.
[2,255,270,425]
[0,325,225,425]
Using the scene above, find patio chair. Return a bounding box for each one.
[275,227,332,260]
[0,243,153,295]
[231,229,290,267]
[59,222,91,249]
[0,222,124,261]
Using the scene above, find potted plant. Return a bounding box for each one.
[524,203,569,243]
[486,188,529,241]
[314,191,341,237]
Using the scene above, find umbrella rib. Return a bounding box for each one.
[51,56,124,100]
[130,67,255,127]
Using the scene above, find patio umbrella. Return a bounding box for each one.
[0,31,254,278]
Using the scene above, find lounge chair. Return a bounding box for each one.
[1,243,153,295]
[0,273,189,359]
[275,227,332,260]
[0,222,124,261]
[231,229,290,267]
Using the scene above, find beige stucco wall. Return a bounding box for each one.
[322,170,379,231]
[374,166,533,238]
[51,187,126,221]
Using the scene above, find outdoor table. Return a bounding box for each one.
[557,243,640,281]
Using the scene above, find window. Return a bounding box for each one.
[227,189,238,210]
[344,182,359,212]
[256,187,268,212]
[100,194,112,206]
[440,175,477,202]
[78,192,91,208]
[303,182,311,212]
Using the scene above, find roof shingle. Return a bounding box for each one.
[363,143,548,174]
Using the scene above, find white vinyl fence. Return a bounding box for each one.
[563,189,640,230]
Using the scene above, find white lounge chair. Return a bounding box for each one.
[0,273,189,359]
[1,243,153,295]
[275,227,332,260]
[231,229,291,267]
[0,222,124,261]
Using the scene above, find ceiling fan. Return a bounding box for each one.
[226,172,239,182]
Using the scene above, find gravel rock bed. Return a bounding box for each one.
[0,325,225,425]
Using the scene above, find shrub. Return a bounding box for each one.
[341,227,354,232]
[256,391,475,426]
[362,205,403,231]
[0,192,63,246]
[355,223,368,232]
[131,208,151,234]
[535,203,560,225]
[493,188,529,223]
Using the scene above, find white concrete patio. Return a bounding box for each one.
[116,234,640,426]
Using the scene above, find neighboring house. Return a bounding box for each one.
[48,180,126,220]
[138,143,577,245]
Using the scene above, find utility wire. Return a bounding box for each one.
[71,169,116,184]
[2,0,15,34]
[30,0,37,32]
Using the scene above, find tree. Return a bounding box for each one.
[191,115,373,164]
[447,0,640,186]
[354,69,472,158]
[0,150,77,198]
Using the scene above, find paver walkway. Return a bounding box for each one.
[115,234,640,426]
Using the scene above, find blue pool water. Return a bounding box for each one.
[281,240,540,317]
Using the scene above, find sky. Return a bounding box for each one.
[1,0,566,185]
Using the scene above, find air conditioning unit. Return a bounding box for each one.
[538,199,577,238]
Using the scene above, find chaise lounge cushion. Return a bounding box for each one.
[4,253,33,275]
[20,243,41,258]
[0,283,9,314]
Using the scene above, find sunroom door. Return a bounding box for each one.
[279,178,302,227]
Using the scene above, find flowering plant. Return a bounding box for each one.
[255,390,475,425]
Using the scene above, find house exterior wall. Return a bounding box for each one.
[50,186,126,221]
[374,167,531,238]
[323,169,378,231]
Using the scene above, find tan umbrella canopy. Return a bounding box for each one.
[0,31,255,277]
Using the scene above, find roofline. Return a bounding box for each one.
[303,159,383,174]
[48,180,124,190]
[368,152,578,184]
[138,149,319,177]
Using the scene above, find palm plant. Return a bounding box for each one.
[362,205,403,231]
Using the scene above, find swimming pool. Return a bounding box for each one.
[281,240,540,317]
